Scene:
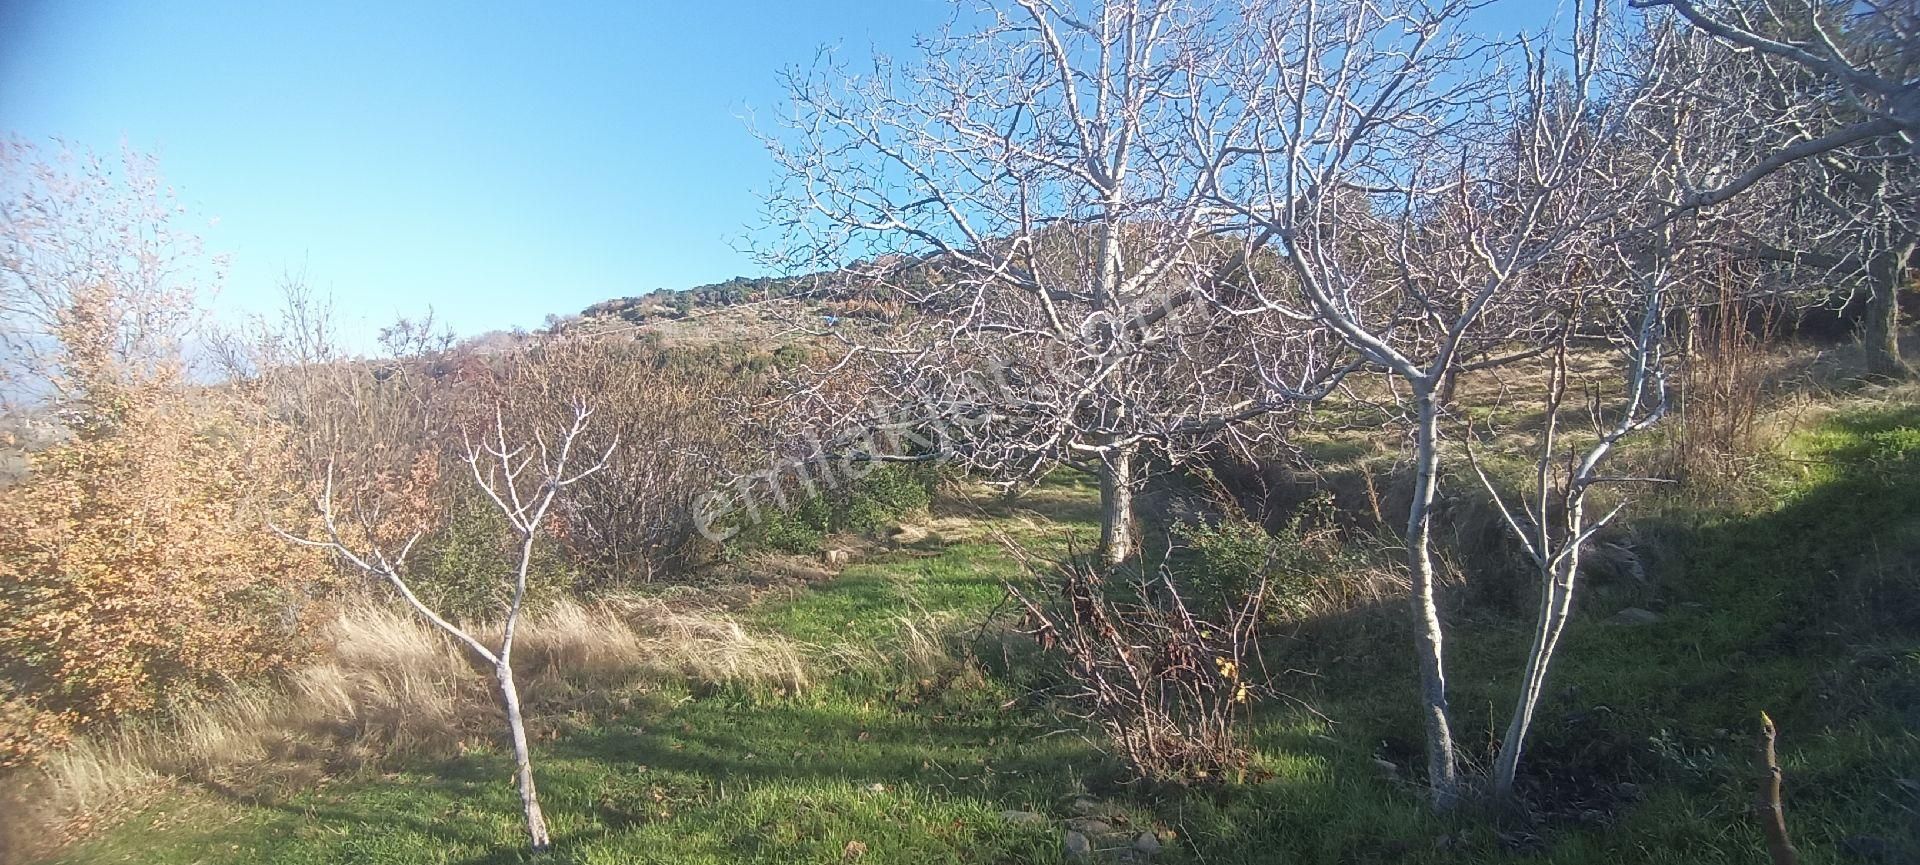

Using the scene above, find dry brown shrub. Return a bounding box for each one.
[249,325,776,590]
[1008,550,1268,783]
[1663,284,1775,490]
[0,381,326,767]
[483,338,770,583]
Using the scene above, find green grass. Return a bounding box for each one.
[751,542,1020,647]
[48,403,1920,864]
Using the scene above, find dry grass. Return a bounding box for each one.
[812,611,973,682]
[0,597,807,861]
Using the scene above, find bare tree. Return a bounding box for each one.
[1469,252,1672,801]
[1728,137,1916,375]
[1631,0,1917,373]
[1629,0,1917,206]
[1208,0,1660,808]
[1457,13,1816,800]
[278,402,615,853]
[761,0,1340,569]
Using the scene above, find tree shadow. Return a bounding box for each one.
[1182,403,1920,862]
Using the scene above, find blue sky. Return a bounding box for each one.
[1,0,939,343]
[3,1,1555,345]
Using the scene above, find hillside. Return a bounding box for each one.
[16,348,1917,865]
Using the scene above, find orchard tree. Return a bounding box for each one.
[280,403,615,853]
[1633,0,1917,374]
[1208,0,1673,808]
[761,0,1341,569]
[1473,228,1680,802]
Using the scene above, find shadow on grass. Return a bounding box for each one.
[546,684,1102,804]
[1173,403,1920,864]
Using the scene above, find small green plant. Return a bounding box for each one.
[412,494,575,619]
[1177,492,1350,618]
[754,495,833,554]
[733,465,937,555]
[840,465,935,533]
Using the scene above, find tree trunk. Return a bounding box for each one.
[1862,240,1912,378]
[1758,712,1798,865]
[497,663,552,852]
[1098,442,1137,570]
[1406,390,1461,810]
[1491,518,1585,801]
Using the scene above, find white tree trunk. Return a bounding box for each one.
[497,662,551,852]
[1406,390,1461,810]
[1099,441,1137,570]
[1863,238,1913,378]
[1491,523,1584,800]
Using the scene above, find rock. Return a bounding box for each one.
[1372,758,1401,779]
[1069,797,1104,816]
[1615,782,1642,801]
[1000,810,1047,826]
[886,525,929,546]
[1133,831,1163,856]
[1067,817,1113,836]
[1585,540,1646,584]
[1063,830,1094,860]
[1608,607,1660,626]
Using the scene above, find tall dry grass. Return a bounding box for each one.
[0,597,806,861]
[1664,292,1775,489]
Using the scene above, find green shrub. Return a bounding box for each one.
[771,344,813,370]
[733,465,938,556]
[754,495,833,555]
[1177,492,1351,618]
[840,465,935,532]
[411,495,575,619]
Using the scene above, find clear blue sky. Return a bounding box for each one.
[0,0,938,343]
[2,1,1552,345]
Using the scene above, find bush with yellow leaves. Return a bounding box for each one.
[0,139,327,767]
[0,374,328,768]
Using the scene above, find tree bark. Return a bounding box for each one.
[497,663,551,852]
[1861,240,1913,378]
[1099,441,1137,571]
[1406,390,1461,810]
[1759,712,1798,865]
[1491,523,1584,801]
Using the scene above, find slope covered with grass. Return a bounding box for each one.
[38,392,1920,865]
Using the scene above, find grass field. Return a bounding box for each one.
[33,390,1920,865]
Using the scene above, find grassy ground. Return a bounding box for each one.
[41,393,1920,865]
